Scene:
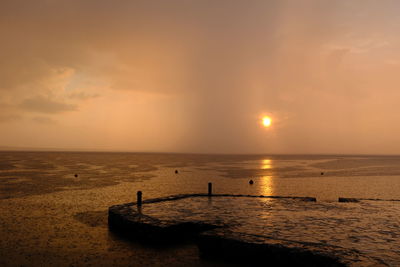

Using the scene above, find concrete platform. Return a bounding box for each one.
[108,194,385,266]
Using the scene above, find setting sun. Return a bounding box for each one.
[262,116,272,127]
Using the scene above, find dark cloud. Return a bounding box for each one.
[20,96,76,114]
[68,92,99,100]
[32,116,56,124]
[0,114,22,123]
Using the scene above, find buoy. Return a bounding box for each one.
[249,180,254,185]
[175,170,179,174]
[74,174,78,178]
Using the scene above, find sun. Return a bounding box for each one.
[262,116,272,127]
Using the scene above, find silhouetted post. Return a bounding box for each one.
[137,191,142,206]
[208,182,212,196]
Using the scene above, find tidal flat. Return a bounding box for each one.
[1,152,400,266]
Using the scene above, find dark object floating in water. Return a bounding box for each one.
[74,174,78,178]
[249,180,254,185]
[321,172,324,175]
[338,197,359,203]
[175,170,179,174]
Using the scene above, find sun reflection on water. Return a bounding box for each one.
[259,159,274,196]
[258,176,274,196]
[261,159,272,169]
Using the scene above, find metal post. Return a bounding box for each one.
[208,182,212,196]
[137,191,142,206]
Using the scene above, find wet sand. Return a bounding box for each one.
[0,182,238,266]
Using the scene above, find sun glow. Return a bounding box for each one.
[262,116,272,127]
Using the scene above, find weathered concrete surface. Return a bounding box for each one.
[339,197,400,202]
[108,194,386,266]
[198,229,347,267]
[338,197,359,203]
[108,194,315,242]
[108,203,222,243]
[197,229,383,267]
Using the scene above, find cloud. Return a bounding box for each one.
[0,114,22,123]
[1,0,400,153]
[20,96,76,114]
[32,116,57,124]
[68,92,99,100]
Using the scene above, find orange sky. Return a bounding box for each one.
[1,0,400,154]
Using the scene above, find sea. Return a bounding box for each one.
[0,151,399,266]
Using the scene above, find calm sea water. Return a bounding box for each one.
[1,152,400,266]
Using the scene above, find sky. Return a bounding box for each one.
[1,0,400,154]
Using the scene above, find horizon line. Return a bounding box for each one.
[0,146,400,157]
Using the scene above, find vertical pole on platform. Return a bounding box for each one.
[208,182,212,196]
[137,191,142,206]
